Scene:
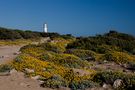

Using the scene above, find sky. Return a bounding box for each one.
[0,0,135,36]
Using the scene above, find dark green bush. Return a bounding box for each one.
[69,80,99,90]
[0,64,12,72]
[41,75,68,88]
[66,31,135,53]
[92,71,135,90]
[0,27,72,40]
[39,42,65,53]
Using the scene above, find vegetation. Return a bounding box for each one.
[66,49,96,61]
[0,64,12,72]
[9,30,135,89]
[0,27,74,40]
[100,51,135,64]
[92,71,135,90]
[67,31,135,54]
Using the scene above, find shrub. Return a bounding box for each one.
[20,44,45,57]
[69,80,99,90]
[40,53,90,68]
[41,75,68,88]
[12,54,70,79]
[92,71,135,90]
[101,51,135,64]
[65,49,96,61]
[0,64,12,72]
[39,42,65,53]
[66,31,135,54]
[20,44,38,52]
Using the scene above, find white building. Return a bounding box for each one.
[43,23,48,33]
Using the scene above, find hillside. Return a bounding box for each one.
[0,27,73,40]
[0,29,135,90]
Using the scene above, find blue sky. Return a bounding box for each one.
[0,0,135,36]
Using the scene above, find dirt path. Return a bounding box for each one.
[0,45,23,64]
[0,69,52,90]
[0,45,53,90]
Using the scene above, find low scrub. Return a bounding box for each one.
[66,49,96,61]
[100,51,135,64]
[39,42,66,53]
[92,71,135,90]
[12,54,70,79]
[69,80,99,90]
[41,75,68,88]
[0,64,12,72]
[40,52,90,68]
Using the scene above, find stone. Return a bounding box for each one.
[113,79,123,89]
[103,60,108,63]
[9,69,17,74]
[102,83,112,89]
[31,75,40,80]
[25,68,34,73]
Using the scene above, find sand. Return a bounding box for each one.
[0,45,52,90]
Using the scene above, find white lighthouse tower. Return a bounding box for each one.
[43,23,48,33]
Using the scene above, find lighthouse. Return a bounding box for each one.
[43,23,48,33]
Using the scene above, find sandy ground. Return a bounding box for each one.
[0,45,48,90]
[0,70,52,90]
[0,45,22,64]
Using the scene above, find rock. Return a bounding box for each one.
[38,80,44,83]
[25,68,34,73]
[103,60,108,63]
[31,75,40,80]
[113,79,123,89]
[9,69,17,74]
[85,57,95,61]
[102,83,112,89]
[20,82,30,87]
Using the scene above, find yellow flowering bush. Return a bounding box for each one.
[0,39,32,46]
[40,52,91,68]
[12,54,70,78]
[12,54,95,80]
[20,45,45,57]
[101,51,135,64]
[66,49,96,61]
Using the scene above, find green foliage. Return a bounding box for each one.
[69,80,99,90]
[0,27,42,40]
[39,42,65,53]
[41,75,68,88]
[60,34,75,40]
[67,31,135,54]
[101,51,135,64]
[0,64,12,72]
[40,52,90,68]
[0,28,22,40]
[10,30,135,89]
[20,44,38,52]
[105,30,135,41]
[92,71,135,90]
[0,27,75,40]
[66,49,96,61]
